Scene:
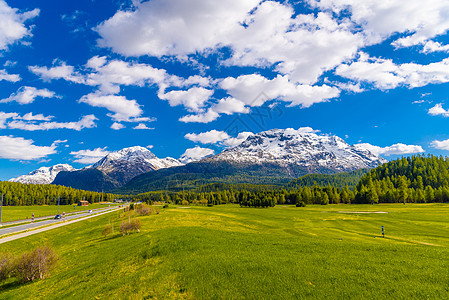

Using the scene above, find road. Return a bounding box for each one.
[0,206,121,238]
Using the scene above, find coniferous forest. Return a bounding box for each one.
[2,155,449,207]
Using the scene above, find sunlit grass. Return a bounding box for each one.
[1,203,449,299]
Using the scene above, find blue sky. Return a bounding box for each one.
[1,0,449,180]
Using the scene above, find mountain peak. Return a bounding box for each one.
[208,128,386,172]
[9,164,76,185]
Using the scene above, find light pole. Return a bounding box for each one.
[0,193,3,223]
[58,195,60,214]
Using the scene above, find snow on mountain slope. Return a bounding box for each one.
[208,128,387,172]
[91,146,183,185]
[9,164,77,185]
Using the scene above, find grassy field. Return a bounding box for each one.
[0,203,116,223]
[1,203,449,299]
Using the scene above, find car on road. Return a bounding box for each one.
[88,210,93,213]
[54,214,61,219]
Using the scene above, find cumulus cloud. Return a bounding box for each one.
[212,97,250,115]
[96,0,362,85]
[336,53,449,90]
[29,61,84,83]
[428,103,449,117]
[0,0,39,51]
[0,69,20,82]
[158,87,214,112]
[7,115,97,131]
[179,146,215,164]
[223,132,254,147]
[79,93,153,122]
[0,135,57,160]
[1,86,58,104]
[70,147,109,164]
[111,122,125,130]
[185,130,230,144]
[430,139,449,151]
[185,130,253,147]
[354,143,425,156]
[221,74,340,108]
[309,0,449,49]
[179,110,219,123]
[133,123,154,130]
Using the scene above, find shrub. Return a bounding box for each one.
[120,219,141,235]
[102,224,113,237]
[0,253,14,281]
[181,200,189,206]
[296,201,306,207]
[14,246,58,282]
[136,204,151,216]
[129,203,135,210]
[163,204,169,208]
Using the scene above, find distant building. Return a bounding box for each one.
[78,200,89,206]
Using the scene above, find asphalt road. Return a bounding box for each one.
[0,206,119,236]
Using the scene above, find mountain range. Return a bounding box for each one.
[9,129,387,193]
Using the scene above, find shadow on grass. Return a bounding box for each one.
[0,278,28,293]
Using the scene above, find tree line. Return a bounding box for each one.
[0,181,121,206]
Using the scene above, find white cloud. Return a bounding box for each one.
[29,61,84,83]
[354,143,425,156]
[223,132,254,147]
[185,130,253,147]
[111,122,125,130]
[0,1,39,51]
[336,54,449,89]
[221,74,340,108]
[7,114,97,131]
[212,97,249,115]
[22,112,53,121]
[96,0,362,85]
[1,86,58,104]
[96,0,261,57]
[309,0,449,49]
[428,103,449,117]
[422,41,449,54]
[179,109,219,123]
[158,87,214,112]
[79,93,152,122]
[185,130,230,144]
[133,123,154,130]
[0,69,20,82]
[179,146,215,164]
[430,139,449,151]
[70,147,109,164]
[0,135,56,160]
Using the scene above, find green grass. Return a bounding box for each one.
[1,203,449,299]
[0,204,116,223]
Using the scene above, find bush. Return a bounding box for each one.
[163,204,169,208]
[129,203,135,210]
[14,246,58,282]
[102,224,113,237]
[120,219,141,235]
[296,201,306,207]
[181,200,189,206]
[0,253,14,281]
[136,204,151,216]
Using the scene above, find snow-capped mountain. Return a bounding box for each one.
[9,164,77,185]
[207,128,386,172]
[93,146,182,173]
[53,146,183,191]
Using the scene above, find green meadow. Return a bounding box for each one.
[0,203,116,223]
[1,203,449,299]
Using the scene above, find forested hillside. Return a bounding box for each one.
[355,155,449,203]
[0,181,120,206]
[287,169,369,189]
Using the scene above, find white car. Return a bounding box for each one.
[88,209,93,213]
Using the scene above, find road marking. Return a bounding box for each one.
[0,207,122,244]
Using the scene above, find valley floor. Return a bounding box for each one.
[1,203,449,299]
